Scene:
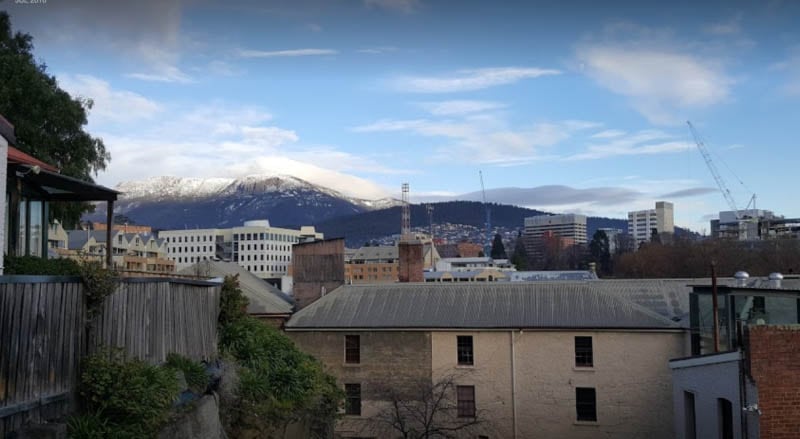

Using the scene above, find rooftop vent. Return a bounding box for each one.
[734,271,750,287]
[769,272,784,289]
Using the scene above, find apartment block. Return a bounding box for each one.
[523,214,587,261]
[159,219,322,278]
[628,201,674,247]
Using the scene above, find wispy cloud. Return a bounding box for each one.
[770,46,800,96]
[353,117,597,165]
[358,46,399,54]
[126,68,194,84]
[393,67,561,93]
[565,130,691,160]
[418,100,506,116]
[236,48,338,58]
[704,13,743,35]
[590,129,626,139]
[576,24,733,124]
[57,74,162,124]
[363,0,421,14]
[659,187,717,198]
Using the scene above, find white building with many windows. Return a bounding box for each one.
[628,201,674,248]
[159,220,322,278]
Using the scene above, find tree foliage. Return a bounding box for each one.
[490,233,506,259]
[0,12,110,226]
[589,230,611,276]
[509,232,529,271]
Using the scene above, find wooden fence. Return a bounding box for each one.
[0,276,220,437]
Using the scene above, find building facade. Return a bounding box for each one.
[287,283,688,439]
[344,246,399,284]
[53,227,175,275]
[628,201,674,248]
[159,220,322,278]
[523,214,587,262]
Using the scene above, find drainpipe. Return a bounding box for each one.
[510,330,518,439]
[711,261,720,352]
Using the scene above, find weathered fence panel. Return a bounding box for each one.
[88,278,221,364]
[0,276,221,437]
[0,277,84,438]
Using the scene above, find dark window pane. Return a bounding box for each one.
[345,384,361,415]
[718,398,733,439]
[457,385,476,418]
[575,336,593,367]
[576,387,597,421]
[685,391,696,439]
[345,335,360,364]
[457,336,474,365]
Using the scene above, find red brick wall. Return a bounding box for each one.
[748,325,800,439]
[398,241,423,283]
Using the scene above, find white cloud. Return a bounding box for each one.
[565,130,692,160]
[93,102,395,200]
[358,46,399,54]
[56,74,162,124]
[394,67,561,93]
[237,48,338,58]
[771,47,800,96]
[418,100,506,116]
[363,0,421,14]
[590,129,627,139]
[704,13,743,35]
[353,117,596,165]
[576,24,734,124]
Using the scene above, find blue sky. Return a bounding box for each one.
[4,0,800,232]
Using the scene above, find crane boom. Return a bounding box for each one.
[479,171,491,257]
[687,121,741,219]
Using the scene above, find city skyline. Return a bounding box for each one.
[4,0,800,232]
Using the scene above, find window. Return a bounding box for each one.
[345,384,361,415]
[685,391,696,439]
[345,335,360,364]
[718,398,733,439]
[575,387,596,421]
[575,336,593,367]
[457,386,476,418]
[457,336,474,365]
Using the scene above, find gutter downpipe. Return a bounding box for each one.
[510,329,518,439]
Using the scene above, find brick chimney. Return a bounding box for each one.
[398,241,424,283]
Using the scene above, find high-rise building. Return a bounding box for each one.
[628,201,674,247]
[159,220,322,278]
[523,214,587,261]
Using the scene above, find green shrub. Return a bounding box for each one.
[78,260,119,313]
[220,316,343,429]
[3,255,81,275]
[66,412,109,439]
[165,353,208,394]
[219,275,249,327]
[80,349,180,438]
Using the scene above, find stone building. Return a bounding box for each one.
[287,282,688,438]
[291,238,345,310]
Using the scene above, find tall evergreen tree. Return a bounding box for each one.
[510,231,529,271]
[589,230,611,275]
[0,12,110,226]
[490,233,506,259]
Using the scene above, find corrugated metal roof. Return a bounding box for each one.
[286,282,682,330]
[346,246,398,262]
[508,271,598,281]
[179,261,293,315]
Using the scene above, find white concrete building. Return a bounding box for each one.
[628,201,674,247]
[159,220,322,278]
[523,214,587,260]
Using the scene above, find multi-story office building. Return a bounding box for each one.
[709,209,800,241]
[628,201,674,247]
[523,214,587,260]
[159,220,322,278]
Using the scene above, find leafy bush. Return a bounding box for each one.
[78,260,119,313]
[218,275,249,327]
[165,353,208,394]
[79,349,179,438]
[217,279,342,435]
[66,412,109,439]
[3,255,81,275]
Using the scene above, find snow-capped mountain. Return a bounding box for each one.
[92,175,402,230]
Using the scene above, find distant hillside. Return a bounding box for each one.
[315,201,631,246]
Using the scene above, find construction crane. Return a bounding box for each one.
[687,121,755,220]
[479,171,491,257]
